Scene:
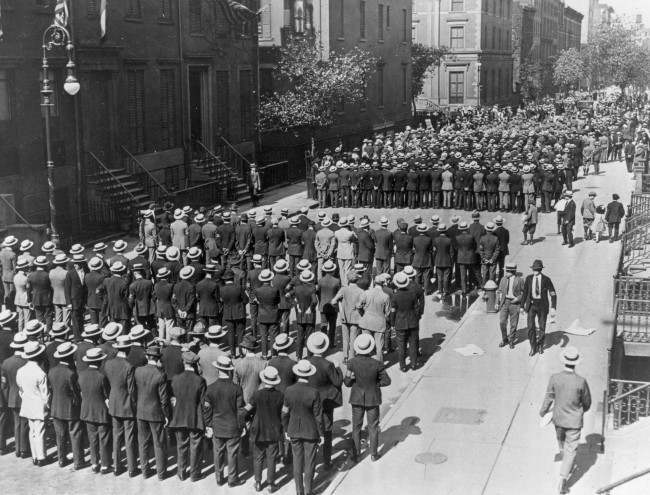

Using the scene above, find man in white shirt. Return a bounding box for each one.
[334,218,357,286]
[496,262,525,349]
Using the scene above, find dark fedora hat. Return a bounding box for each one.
[530,259,544,271]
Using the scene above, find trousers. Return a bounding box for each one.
[258,322,278,358]
[52,418,84,466]
[526,303,548,350]
[290,438,318,495]
[213,436,240,483]
[138,419,166,475]
[253,440,279,485]
[499,300,520,343]
[175,428,203,479]
[86,421,112,468]
[112,416,137,473]
[397,328,418,368]
[362,329,385,361]
[352,405,380,458]
[341,323,359,361]
[12,409,29,455]
[27,418,46,460]
[295,323,314,360]
[555,426,581,479]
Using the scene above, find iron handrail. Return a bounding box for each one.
[0,196,44,233]
[610,378,650,385]
[87,151,139,203]
[218,135,253,168]
[596,467,650,494]
[120,145,171,196]
[607,382,650,404]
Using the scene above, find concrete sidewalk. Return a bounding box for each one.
[326,161,635,495]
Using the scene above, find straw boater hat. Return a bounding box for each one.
[252,254,264,265]
[92,242,107,253]
[53,341,77,359]
[213,355,234,371]
[19,239,34,252]
[292,359,316,378]
[187,247,202,260]
[110,261,126,274]
[24,319,45,337]
[50,322,69,338]
[113,335,131,350]
[134,243,147,255]
[41,241,56,253]
[0,309,17,326]
[71,254,86,265]
[33,256,49,267]
[259,366,281,386]
[437,223,447,232]
[258,269,274,283]
[53,253,69,265]
[561,346,581,366]
[402,266,417,279]
[485,222,496,232]
[2,236,18,248]
[322,260,336,273]
[306,331,329,355]
[206,325,227,340]
[22,341,45,360]
[179,266,195,280]
[173,208,185,220]
[82,323,102,339]
[166,246,181,261]
[15,259,30,271]
[273,259,289,273]
[300,270,315,283]
[353,333,376,355]
[393,272,409,289]
[156,266,171,278]
[113,239,127,253]
[505,262,517,272]
[297,259,313,271]
[129,325,150,341]
[321,217,332,227]
[10,332,28,349]
[102,322,123,341]
[273,333,294,351]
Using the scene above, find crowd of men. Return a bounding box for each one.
[0,97,647,495]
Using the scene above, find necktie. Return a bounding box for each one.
[534,275,540,298]
[507,276,513,298]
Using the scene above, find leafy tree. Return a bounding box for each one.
[410,43,448,114]
[259,35,377,132]
[518,58,542,102]
[553,48,585,91]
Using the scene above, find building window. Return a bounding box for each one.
[498,68,502,98]
[127,70,145,153]
[497,28,501,49]
[506,0,510,18]
[338,0,344,37]
[377,66,384,107]
[160,69,177,149]
[360,1,366,38]
[189,0,202,34]
[492,26,496,48]
[126,0,141,18]
[499,0,503,17]
[215,71,230,138]
[449,71,464,104]
[0,70,13,121]
[451,0,464,12]
[402,9,408,42]
[378,4,384,41]
[259,5,272,39]
[239,70,253,140]
[450,26,464,48]
[401,65,408,104]
[160,0,172,21]
[386,6,390,27]
[260,68,274,97]
[87,0,98,17]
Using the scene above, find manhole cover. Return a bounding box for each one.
[433,407,487,425]
[415,452,448,465]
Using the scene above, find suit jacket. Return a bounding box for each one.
[344,355,391,407]
[374,228,393,261]
[17,361,50,420]
[412,234,433,268]
[64,267,88,310]
[170,370,206,430]
[153,279,175,318]
[286,227,304,257]
[455,232,478,264]
[540,370,591,429]
[493,226,510,257]
[188,222,203,248]
[129,277,154,316]
[78,366,111,424]
[49,266,68,306]
[170,219,189,249]
[282,381,323,440]
[605,200,626,224]
[564,199,577,223]
[331,284,364,324]
[335,228,356,260]
[478,233,500,263]
[306,356,342,407]
[497,275,525,306]
[0,247,16,282]
[394,230,413,265]
[172,279,196,314]
[250,387,284,442]
[252,225,270,255]
[101,275,131,320]
[48,362,81,420]
[432,234,454,268]
[358,286,391,333]
[103,355,136,418]
[2,353,26,408]
[392,287,420,330]
[272,273,293,311]
[85,271,106,310]
[255,284,281,323]
[301,228,317,262]
[356,229,375,263]
[266,227,286,256]
[27,270,52,307]
[196,277,220,317]
[293,282,318,325]
[521,273,557,312]
[317,274,340,313]
[203,378,245,437]
[220,283,248,320]
[134,363,171,422]
[315,228,336,259]
[234,355,267,404]
[268,354,296,393]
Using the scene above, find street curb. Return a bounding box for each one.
[322,295,488,495]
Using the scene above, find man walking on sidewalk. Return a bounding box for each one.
[521,259,557,356]
[539,346,591,495]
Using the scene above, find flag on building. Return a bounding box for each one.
[100,0,107,38]
[53,0,69,28]
[0,1,4,42]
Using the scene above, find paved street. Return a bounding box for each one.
[0,161,634,495]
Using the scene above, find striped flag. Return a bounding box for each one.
[53,0,69,28]
[100,0,107,38]
[0,1,4,42]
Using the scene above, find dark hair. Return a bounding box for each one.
[613,193,620,200]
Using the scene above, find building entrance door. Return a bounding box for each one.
[188,67,211,148]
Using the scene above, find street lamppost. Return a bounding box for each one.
[41,22,80,247]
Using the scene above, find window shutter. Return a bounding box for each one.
[190,0,202,33]
[239,70,253,140]
[87,0,99,17]
[216,71,230,138]
[160,69,177,149]
[127,70,145,153]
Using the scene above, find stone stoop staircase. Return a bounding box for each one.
[192,139,251,204]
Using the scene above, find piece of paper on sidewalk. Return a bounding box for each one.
[539,411,553,427]
[563,318,596,336]
[454,344,485,357]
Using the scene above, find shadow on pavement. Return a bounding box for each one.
[377,416,422,458]
[567,433,602,490]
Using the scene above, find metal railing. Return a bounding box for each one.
[215,136,253,179]
[259,160,290,191]
[173,180,230,209]
[615,297,650,343]
[608,378,650,429]
[596,467,650,494]
[630,193,650,216]
[614,276,650,310]
[120,146,171,202]
[620,224,650,272]
[625,212,650,232]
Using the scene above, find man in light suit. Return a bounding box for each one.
[520,259,557,356]
[65,254,88,342]
[496,262,524,349]
[49,254,70,326]
[539,346,591,494]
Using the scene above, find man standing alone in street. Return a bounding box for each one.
[521,259,557,356]
[539,346,591,495]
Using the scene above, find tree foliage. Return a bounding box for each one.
[519,58,542,102]
[553,48,586,89]
[259,36,377,132]
[410,43,448,102]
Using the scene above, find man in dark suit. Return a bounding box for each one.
[244,366,285,492]
[393,221,413,273]
[1,333,28,457]
[103,335,137,477]
[271,259,293,336]
[496,263,525,348]
[153,266,175,341]
[64,254,88,341]
[432,224,454,296]
[455,222,480,294]
[203,355,246,487]
[478,222,501,283]
[412,224,433,291]
[128,263,154,329]
[306,332,342,468]
[169,351,206,481]
[85,257,106,326]
[343,334,391,465]
[493,216,510,281]
[247,255,264,338]
[286,218,304,276]
[74,324,102,372]
[172,266,197,332]
[99,262,131,332]
[266,218,286,268]
[196,264,221,329]
[217,213,236,266]
[78,347,112,473]
[605,193,626,242]
[624,139,635,172]
[134,345,170,479]
[27,256,53,332]
[561,191,577,248]
[356,219,376,278]
[255,269,281,359]
[282,359,323,495]
[48,341,84,468]
[220,269,249,357]
[431,164,443,208]
[373,217,393,275]
[292,270,318,359]
[391,272,421,371]
[521,259,557,356]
